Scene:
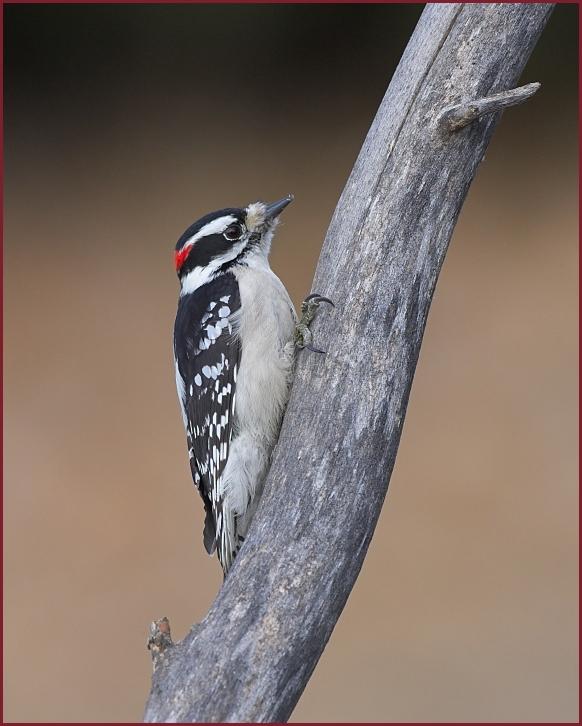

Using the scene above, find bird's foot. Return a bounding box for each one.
[294,293,335,354]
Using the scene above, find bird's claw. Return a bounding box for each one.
[294,292,335,354]
[302,293,335,308]
[305,343,327,355]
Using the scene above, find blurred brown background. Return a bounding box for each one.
[3,4,578,723]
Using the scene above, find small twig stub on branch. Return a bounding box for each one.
[147,617,174,671]
[439,82,541,131]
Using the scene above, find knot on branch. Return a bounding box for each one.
[439,82,541,131]
[147,617,174,671]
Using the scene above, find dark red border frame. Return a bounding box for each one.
[0,1,579,724]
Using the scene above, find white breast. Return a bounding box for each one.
[233,257,297,443]
[219,257,296,520]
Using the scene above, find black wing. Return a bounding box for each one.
[174,272,241,567]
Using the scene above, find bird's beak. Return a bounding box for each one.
[264,194,294,221]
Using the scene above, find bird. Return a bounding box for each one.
[173,195,332,575]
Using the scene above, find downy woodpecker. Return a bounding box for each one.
[173,195,331,574]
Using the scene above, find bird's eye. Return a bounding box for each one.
[223,223,243,241]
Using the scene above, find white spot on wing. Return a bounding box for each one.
[205,324,220,341]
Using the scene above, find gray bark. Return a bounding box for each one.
[145,3,553,722]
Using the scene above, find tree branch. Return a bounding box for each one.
[144,3,554,722]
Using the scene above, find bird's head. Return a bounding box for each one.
[174,195,293,290]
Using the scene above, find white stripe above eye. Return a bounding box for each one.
[181,215,237,254]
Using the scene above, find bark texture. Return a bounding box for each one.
[145,4,553,722]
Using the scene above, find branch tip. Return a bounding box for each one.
[147,617,174,669]
[440,82,541,131]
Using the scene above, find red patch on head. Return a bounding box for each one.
[174,243,193,272]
